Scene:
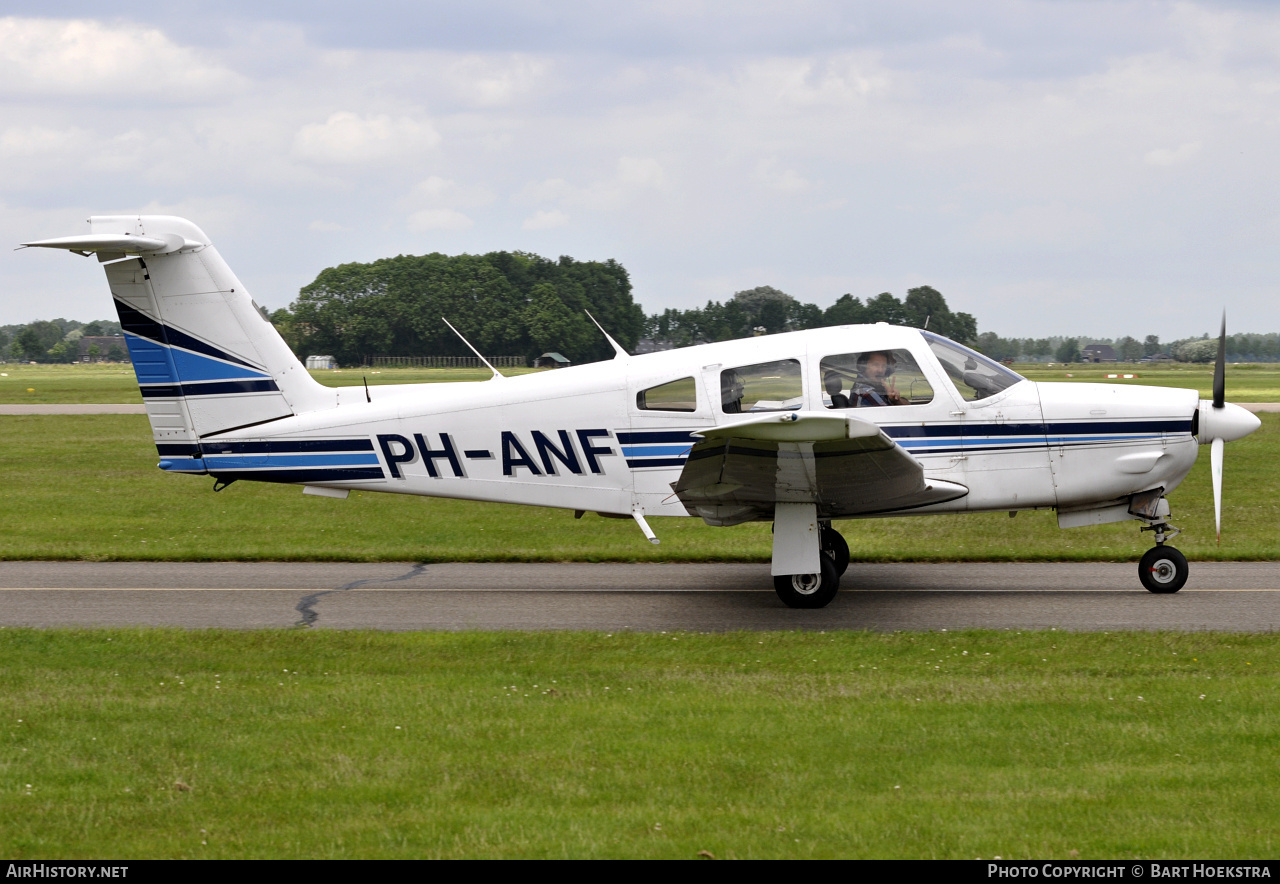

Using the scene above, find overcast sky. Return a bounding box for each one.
[3,1,1279,340]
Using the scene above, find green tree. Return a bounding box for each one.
[975,332,1020,362]
[10,321,63,362]
[290,249,641,365]
[1117,336,1143,362]
[1055,338,1082,363]
[524,282,593,355]
[1173,339,1217,363]
[823,294,867,326]
[1143,335,1161,357]
[864,292,907,325]
[730,286,795,335]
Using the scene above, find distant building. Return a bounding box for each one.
[535,352,571,368]
[1081,344,1116,363]
[78,335,129,363]
[305,355,338,369]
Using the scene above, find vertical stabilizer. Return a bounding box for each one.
[90,216,335,445]
[25,215,336,454]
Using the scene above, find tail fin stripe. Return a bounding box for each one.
[125,333,271,385]
[114,297,263,371]
[140,379,281,398]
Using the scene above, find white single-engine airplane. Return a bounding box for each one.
[24,215,1262,607]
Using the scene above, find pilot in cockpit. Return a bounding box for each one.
[853,350,907,406]
[721,369,745,413]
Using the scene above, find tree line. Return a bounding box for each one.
[1,319,124,363]
[643,285,978,348]
[974,332,1280,364]
[270,250,646,367]
[6,244,1279,367]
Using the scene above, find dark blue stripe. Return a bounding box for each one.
[209,467,385,484]
[113,296,262,371]
[140,379,280,398]
[199,439,375,455]
[626,457,688,468]
[883,419,1192,439]
[617,431,699,444]
[156,443,201,456]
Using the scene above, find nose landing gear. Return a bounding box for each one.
[1139,518,1187,593]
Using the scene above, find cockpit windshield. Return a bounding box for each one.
[923,331,1024,402]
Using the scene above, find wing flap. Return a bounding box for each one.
[675,417,967,526]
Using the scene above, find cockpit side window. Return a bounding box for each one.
[721,359,803,413]
[923,331,1024,402]
[820,349,933,408]
[637,377,697,412]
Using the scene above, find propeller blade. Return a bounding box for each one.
[1213,311,1226,409]
[1211,436,1224,545]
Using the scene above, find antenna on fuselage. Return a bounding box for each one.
[585,310,630,363]
[442,318,504,381]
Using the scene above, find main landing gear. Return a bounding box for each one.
[1138,518,1188,594]
[770,505,848,609]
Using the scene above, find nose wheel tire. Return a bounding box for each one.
[774,555,841,609]
[821,526,850,576]
[1139,546,1188,594]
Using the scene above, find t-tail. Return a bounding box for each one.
[24,216,336,468]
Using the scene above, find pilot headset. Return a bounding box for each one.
[856,351,897,377]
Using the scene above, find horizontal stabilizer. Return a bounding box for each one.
[22,233,204,256]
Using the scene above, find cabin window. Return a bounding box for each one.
[820,349,934,408]
[637,377,698,412]
[923,332,1023,402]
[721,359,803,414]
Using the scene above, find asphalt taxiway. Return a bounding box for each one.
[1,561,1278,632]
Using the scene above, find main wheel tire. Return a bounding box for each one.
[1139,546,1189,594]
[821,526,850,576]
[774,555,841,609]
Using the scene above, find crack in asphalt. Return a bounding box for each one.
[294,563,428,628]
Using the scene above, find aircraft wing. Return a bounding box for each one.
[672,411,968,526]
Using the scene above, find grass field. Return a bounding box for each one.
[1018,362,1280,401]
[0,414,1277,562]
[2,361,1279,403]
[0,363,544,404]
[1,628,1275,859]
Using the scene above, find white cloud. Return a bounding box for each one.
[293,112,441,164]
[308,220,351,232]
[616,156,666,188]
[410,176,495,209]
[754,159,810,194]
[0,17,247,98]
[445,54,551,106]
[407,208,473,232]
[522,209,569,230]
[515,157,667,212]
[969,203,1101,249]
[0,125,90,157]
[1144,142,1202,166]
[5,5,1280,338]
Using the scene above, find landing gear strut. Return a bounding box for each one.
[772,504,841,609]
[1139,517,1187,594]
